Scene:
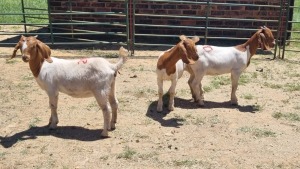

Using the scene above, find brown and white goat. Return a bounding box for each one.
[156,35,199,112]
[188,26,275,106]
[11,35,128,137]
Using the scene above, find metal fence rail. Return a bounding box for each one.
[0,0,299,59]
[133,0,284,59]
[0,0,130,49]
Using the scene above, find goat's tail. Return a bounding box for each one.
[114,46,129,71]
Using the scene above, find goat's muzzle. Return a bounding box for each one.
[22,54,30,62]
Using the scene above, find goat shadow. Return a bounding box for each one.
[146,94,258,128]
[0,125,106,148]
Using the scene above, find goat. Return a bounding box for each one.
[12,35,128,137]
[188,26,275,106]
[9,35,51,61]
[156,35,199,112]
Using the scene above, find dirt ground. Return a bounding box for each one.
[0,36,300,169]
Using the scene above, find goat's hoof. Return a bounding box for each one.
[168,106,174,111]
[198,104,205,108]
[101,131,109,138]
[157,107,163,113]
[231,103,238,106]
[196,100,205,107]
[48,123,58,129]
[110,124,116,131]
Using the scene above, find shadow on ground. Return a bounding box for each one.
[146,94,258,128]
[0,125,105,148]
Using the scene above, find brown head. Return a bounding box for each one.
[157,35,199,75]
[21,35,53,63]
[257,26,275,50]
[178,35,200,64]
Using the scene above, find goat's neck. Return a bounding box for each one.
[29,48,44,77]
[157,45,182,75]
[241,33,260,57]
[235,33,260,67]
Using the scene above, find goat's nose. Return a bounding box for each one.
[22,55,29,62]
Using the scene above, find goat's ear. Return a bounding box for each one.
[37,42,53,63]
[258,32,270,50]
[179,35,187,41]
[192,36,200,43]
[179,42,195,65]
[10,42,21,59]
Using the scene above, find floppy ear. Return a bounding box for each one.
[37,42,53,63]
[179,35,187,41]
[258,31,270,50]
[10,42,21,59]
[10,35,26,59]
[192,36,200,43]
[178,42,195,65]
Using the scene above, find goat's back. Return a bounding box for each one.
[36,57,116,98]
[194,45,250,75]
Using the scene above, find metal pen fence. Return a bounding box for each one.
[0,0,130,49]
[0,0,299,59]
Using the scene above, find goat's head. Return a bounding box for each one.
[20,35,53,63]
[257,26,275,50]
[178,35,200,64]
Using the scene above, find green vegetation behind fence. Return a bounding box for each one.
[0,0,48,24]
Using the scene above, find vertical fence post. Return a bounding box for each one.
[204,0,211,45]
[69,0,74,39]
[132,0,135,55]
[282,0,291,59]
[126,0,130,52]
[274,0,284,59]
[47,0,54,44]
[21,0,27,33]
[126,0,134,55]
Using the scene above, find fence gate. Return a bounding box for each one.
[0,0,299,59]
[0,0,132,52]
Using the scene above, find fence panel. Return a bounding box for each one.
[282,0,300,59]
[0,0,298,59]
[0,0,130,50]
[133,0,283,59]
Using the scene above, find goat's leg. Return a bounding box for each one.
[191,75,205,106]
[199,82,204,100]
[188,73,196,100]
[230,71,241,105]
[48,92,59,129]
[108,80,118,130]
[167,79,177,111]
[186,66,196,100]
[94,92,111,137]
[157,78,164,112]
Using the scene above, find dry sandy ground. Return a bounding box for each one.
[0,44,300,169]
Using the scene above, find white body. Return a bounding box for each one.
[36,57,117,98]
[156,52,187,112]
[188,45,250,105]
[36,56,126,137]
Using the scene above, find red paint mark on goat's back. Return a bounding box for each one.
[78,58,88,64]
[203,45,213,52]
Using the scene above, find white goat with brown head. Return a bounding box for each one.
[188,26,275,106]
[12,35,128,137]
[156,35,199,112]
